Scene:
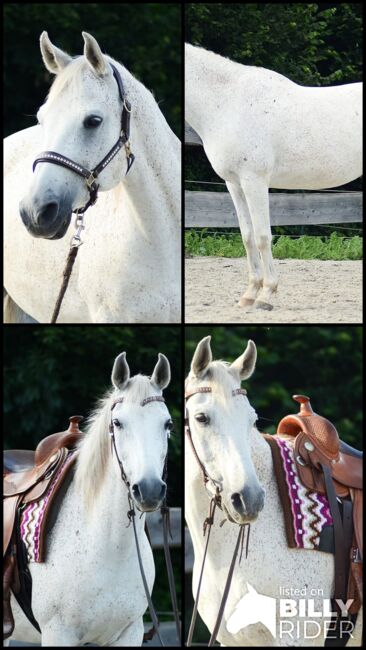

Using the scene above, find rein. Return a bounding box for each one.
[109,395,181,646]
[33,63,135,323]
[185,385,250,647]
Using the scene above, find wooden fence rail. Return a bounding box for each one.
[185,190,362,227]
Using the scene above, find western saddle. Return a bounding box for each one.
[275,395,362,619]
[3,416,84,640]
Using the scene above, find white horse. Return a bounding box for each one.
[4,32,180,323]
[7,351,173,646]
[185,336,362,646]
[185,44,362,310]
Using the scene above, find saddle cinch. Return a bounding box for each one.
[3,416,84,640]
[274,395,363,618]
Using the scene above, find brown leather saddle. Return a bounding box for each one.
[273,396,362,620]
[3,416,84,640]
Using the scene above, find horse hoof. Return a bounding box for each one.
[255,300,273,311]
[238,297,255,308]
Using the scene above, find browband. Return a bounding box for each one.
[111,395,165,412]
[185,387,247,401]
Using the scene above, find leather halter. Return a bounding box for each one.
[33,63,135,216]
[185,386,247,487]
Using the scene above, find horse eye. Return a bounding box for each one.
[165,419,174,432]
[195,413,209,425]
[112,419,122,429]
[84,115,103,128]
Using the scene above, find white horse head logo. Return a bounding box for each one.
[227,583,277,638]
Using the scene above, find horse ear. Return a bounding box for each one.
[191,336,212,378]
[40,31,72,74]
[230,340,257,380]
[82,31,108,76]
[151,354,171,391]
[111,352,130,390]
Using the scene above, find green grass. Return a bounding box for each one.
[185,231,363,261]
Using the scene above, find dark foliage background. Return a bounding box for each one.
[185,3,362,239]
[4,3,181,137]
[4,325,182,615]
[185,324,362,642]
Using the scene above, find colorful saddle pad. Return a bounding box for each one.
[19,450,76,562]
[264,435,334,550]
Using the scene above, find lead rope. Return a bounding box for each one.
[161,506,182,644]
[186,490,221,647]
[208,524,250,647]
[50,211,85,324]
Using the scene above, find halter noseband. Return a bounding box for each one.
[184,386,247,489]
[32,63,135,216]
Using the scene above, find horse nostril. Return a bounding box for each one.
[132,483,141,499]
[35,201,59,225]
[231,493,242,510]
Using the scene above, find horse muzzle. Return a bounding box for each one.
[19,196,72,240]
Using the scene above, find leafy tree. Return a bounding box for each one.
[186,3,362,85]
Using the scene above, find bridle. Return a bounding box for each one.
[33,63,134,216]
[109,394,181,646]
[185,385,251,647]
[33,62,135,323]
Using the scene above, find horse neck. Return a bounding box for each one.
[185,45,236,136]
[110,64,180,247]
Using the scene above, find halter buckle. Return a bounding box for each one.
[86,172,97,189]
[124,141,132,157]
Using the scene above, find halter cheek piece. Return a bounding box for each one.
[32,63,135,216]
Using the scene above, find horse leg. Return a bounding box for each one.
[3,290,38,323]
[240,177,278,310]
[226,181,263,306]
